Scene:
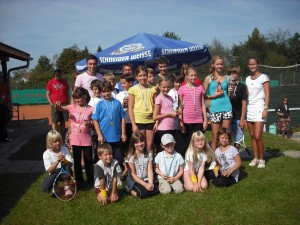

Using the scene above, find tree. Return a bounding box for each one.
[97,45,102,52]
[25,55,54,89]
[287,32,300,64]
[33,55,54,73]
[55,45,90,75]
[162,31,181,40]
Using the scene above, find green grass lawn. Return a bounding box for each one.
[1,131,300,225]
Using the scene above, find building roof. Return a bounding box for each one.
[0,42,32,62]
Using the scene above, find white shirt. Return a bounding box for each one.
[246,74,269,106]
[155,151,184,178]
[184,150,207,172]
[43,146,73,172]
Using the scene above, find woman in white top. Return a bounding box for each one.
[246,57,270,169]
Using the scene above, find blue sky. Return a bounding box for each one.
[0,0,299,70]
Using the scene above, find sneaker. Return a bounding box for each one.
[257,159,266,168]
[65,188,73,196]
[249,158,259,167]
[208,161,216,170]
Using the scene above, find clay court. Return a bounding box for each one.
[12,104,69,127]
[13,105,51,122]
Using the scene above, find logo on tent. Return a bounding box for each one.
[111,43,144,55]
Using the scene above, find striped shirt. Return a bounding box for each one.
[178,84,205,124]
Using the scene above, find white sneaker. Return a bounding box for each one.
[257,159,266,168]
[208,161,217,170]
[249,158,259,167]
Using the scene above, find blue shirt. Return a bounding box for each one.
[92,98,125,142]
[208,75,232,113]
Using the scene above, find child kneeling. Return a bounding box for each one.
[94,143,122,205]
[155,134,184,194]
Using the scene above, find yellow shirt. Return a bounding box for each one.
[128,84,156,123]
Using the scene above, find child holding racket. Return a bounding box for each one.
[125,131,159,199]
[94,143,122,205]
[208,128,241,187]
[42,130,74,196]
[183,131,216,193]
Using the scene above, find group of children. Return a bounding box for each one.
[42,57,243,205]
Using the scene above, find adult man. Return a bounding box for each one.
[46,69,69,138]
[115,63,137,92]
[75,55,104,97]
[155,56,173,86]
[228,65,248,150]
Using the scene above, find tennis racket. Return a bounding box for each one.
[235,134,251,156]
[53,162,77,201]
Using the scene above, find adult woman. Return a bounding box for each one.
[246,57,270,168]
[276,97,290,138]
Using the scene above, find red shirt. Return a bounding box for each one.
[182,78,202,86]
[46,78,69,103]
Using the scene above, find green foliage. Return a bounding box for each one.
[55,45,90,75]
[97,45,102,52]
[162,31,181,40]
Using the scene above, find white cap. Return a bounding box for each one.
[161,134,176,145]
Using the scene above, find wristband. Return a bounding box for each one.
[191,175,198,184]
[213,165,220,173]
[100,189,107,197]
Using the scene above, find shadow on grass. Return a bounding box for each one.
[0,172,43,221]
[0,133,47,221]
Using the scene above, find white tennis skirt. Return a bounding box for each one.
[246,105,266,122]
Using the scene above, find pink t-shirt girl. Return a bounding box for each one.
[155,94,176,131]
[67,104,94,146]
[178,84,205,124]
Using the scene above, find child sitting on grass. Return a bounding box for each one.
[155,134,184,194]
[42,130,74,197]
[207,128,241,187]
[94,143,122,205]
[125,131,159,199]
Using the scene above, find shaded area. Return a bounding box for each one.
[0,132,46,221]
[8,134,46,161]
[0,173,42,221]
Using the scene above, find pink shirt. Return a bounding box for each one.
[178,84,205,124]
[67,104,94,146]
[155,94,176,131]
[75,72,104,97]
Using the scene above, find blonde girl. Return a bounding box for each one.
[204,55,232,151]
[178,68,208,152]
[128,66,157,153]
[183,131,216,193]
[153,77,180,152]
[42,130,74,195]
[125,132,159,199]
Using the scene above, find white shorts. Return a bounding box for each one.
[246,105,266,122]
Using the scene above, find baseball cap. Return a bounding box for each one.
[161,134,176,145]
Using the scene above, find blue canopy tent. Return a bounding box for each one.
[75,32,211,74]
